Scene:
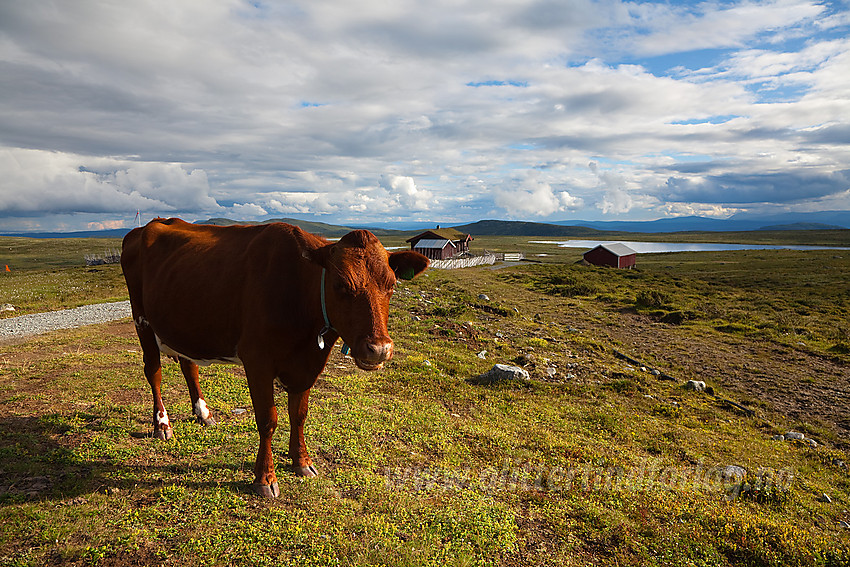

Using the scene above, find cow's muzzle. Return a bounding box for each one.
[354,339,393,371]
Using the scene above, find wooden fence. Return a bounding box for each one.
[85,249,122,266]
[429,253,497,270]
[497,252,525,262]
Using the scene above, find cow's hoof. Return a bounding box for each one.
[293,464,318,478]
[153,427,173,440]
[196,415,217,426]
[252,481,280,498]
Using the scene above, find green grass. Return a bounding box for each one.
[0,237,127,316]
[499,248,850,362]
[0,237,125,271]
[0,235,849,566]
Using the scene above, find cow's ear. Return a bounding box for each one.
[389,250,429,280]
[303,243,335,267]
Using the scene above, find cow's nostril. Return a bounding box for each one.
[365,341,393,361]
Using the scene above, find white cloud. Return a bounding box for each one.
[87,219,128,231]
[0,147,220,215]
[494,172,582,217]
[659,203,742,218]
[228,202,268,219]
[599,187,634,214]
[265,192,338,216]
[379,175,435,211]
[628,0,826,57]
[0,0,848,231]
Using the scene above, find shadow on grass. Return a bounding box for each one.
[0,416,254,506]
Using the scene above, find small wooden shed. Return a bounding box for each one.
[412,238,457,260]
[407,227,473,260]
[583,243,637,269]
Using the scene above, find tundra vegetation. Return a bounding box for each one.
[0,233,849,566]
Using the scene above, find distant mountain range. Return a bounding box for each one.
[0,227,134,239]
[550,211,850,233]
[2,211,848,238]
[452,220,611,237]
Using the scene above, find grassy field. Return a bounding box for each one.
[1,233,849,566]
[0,237,127,316]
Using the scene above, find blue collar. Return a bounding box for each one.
[319,268,333,337]
[319,268,350,355]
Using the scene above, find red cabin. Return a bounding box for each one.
[583,243,637,269]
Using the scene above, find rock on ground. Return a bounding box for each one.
[469,364,530,385]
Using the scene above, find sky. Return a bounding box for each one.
[1,0,850,233]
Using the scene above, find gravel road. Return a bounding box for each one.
[0,301,132,341]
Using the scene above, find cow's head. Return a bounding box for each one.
[307,230,428,370]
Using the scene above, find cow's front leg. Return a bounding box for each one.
[288,389,318,477]
[246,369,279,497]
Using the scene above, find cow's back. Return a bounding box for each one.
[122,218,322,362]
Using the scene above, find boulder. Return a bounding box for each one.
[470,364,530,385]
[684,380,706,392]
[721,465,747,481]
[661,311,685,325]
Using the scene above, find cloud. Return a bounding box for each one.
[588,160,654,215]
[494,172,582,217]
[0,1,848,231]
[663,169,850,204]
[228,202,268,219]
[264,192,339,216]
[658,203,743,218]
[379,175,435,211]
[87,220,128,231]
[599,187,634,214]
[624,0,827,57]
[0,147,220,216]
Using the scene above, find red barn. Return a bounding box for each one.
[583,243,637,269]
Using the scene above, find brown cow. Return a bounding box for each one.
[121,218,428,497]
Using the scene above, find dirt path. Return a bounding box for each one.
[0,301,131,342]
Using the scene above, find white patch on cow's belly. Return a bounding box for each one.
[194,399,210,420]
[155,334,242,367]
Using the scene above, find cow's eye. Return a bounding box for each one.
[334,282,352,296]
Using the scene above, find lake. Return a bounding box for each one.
[529,240,850,254]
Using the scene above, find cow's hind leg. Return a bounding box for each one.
[134,318,173,440]
[178,358,217,426]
